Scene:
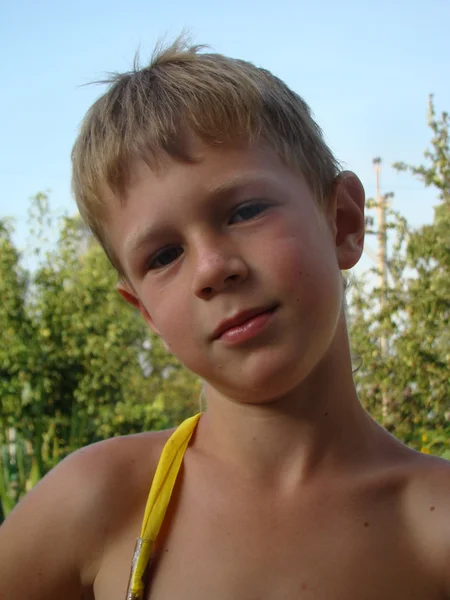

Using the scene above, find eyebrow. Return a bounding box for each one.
[124,171,277,257]
[206,173,265,198]
[124,223,165,257]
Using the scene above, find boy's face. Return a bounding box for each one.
[109,139,364,403]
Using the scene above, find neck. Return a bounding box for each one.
[198,317,384,488]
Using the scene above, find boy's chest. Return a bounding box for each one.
[142,485,440,600]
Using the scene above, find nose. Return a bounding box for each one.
[191,239,248,299]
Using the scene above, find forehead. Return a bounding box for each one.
[127,138,287,194]
[122,137,313,220]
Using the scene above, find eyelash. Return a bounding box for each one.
[229,201,269,223]
[146,200,270,271]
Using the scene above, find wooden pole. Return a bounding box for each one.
[373,158,389,420]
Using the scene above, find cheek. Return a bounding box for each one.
[265,225,333,276]
[264,232,342,312]
[159,302,190,338]
[144,289,200,359]
[141,287,181,334]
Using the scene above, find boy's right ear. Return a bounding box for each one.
[116,280,162,337]
[116,280,141,311]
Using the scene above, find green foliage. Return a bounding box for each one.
[0,202,199,518]
[349,97,449,455]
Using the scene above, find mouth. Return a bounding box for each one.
[212,305,278,342]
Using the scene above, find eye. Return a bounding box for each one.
[148,246,183,270]
[229,201,269,224]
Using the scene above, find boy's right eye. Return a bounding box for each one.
[147,246,183,270]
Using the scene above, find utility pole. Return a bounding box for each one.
[373,158,388,312]
[372,157,390,419]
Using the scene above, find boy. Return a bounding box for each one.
[1,38,449,600]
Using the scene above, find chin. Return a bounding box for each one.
[216,356,317,405]
[259,332,341,399]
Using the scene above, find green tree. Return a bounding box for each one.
[349,97,450,457]
[0,218,35,518]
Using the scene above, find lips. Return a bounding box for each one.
[212,305,277,340]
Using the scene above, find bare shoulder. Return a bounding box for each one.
[401,450,450,521]
[0,427,173,600]
[403,450,450,500]
[72,426,175,505]
[399,450,450,592]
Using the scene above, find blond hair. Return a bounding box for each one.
[72,36,340,273]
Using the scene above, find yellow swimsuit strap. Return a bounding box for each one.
[126,413,202,600]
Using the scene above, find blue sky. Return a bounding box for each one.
[1,0,449,275]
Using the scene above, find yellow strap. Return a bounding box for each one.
[127,413,202,598]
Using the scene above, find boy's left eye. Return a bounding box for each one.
[229,202,269,224]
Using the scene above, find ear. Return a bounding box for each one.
[116,279,162,337]
[327,171,365,270]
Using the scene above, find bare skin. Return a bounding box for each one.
[1,140,449,599]
[2,418,449,600]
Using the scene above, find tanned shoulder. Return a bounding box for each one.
[402,452,450,597]
[0,428,172,600]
